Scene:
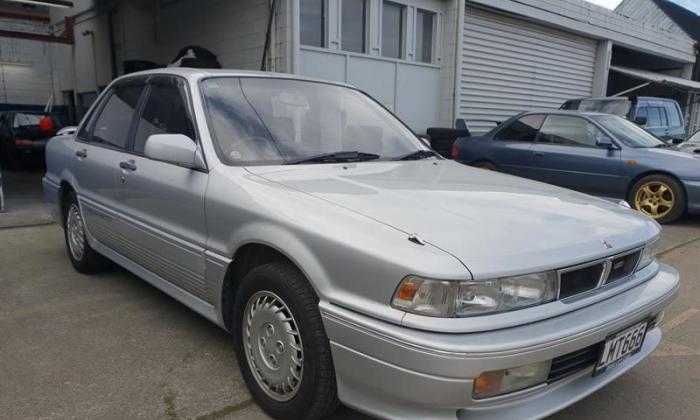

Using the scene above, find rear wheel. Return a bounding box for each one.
[63,191,109,273]
[628,175,685,224]
[232,262,338,420]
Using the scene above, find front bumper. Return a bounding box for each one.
[321,263,679,419]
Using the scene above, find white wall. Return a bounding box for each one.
[0,17,54,106]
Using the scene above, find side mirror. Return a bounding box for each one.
[144,134,206,170]
[596,133,616,149]
[634,116,647,126]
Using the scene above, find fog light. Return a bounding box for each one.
[473,360,551,399]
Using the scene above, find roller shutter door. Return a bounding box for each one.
[460,8,597,133]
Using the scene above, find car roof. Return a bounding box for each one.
[566,96,675,102]
[113,67,354,89]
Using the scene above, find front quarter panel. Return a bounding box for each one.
[204,165,470,325]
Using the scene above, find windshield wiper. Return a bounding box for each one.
[395,150,438,161]
[654,143,672,149]
[287,151,381,165]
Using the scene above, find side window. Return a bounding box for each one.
[537,115,601,148]
[646,107,663,127]
[494,115,545,142]
[635,107,648,123]
[133,82,195,154]
[90,85,145,149]
[664,103,682,127]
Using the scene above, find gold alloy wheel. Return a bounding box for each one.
[634,181,675,219]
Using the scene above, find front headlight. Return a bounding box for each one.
[637,238,659,270]
[391,272,558,318]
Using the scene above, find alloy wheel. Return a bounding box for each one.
[634,181,675,219]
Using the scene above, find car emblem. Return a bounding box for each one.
[602,240,613,250]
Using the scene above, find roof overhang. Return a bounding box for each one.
[610,65,700,92]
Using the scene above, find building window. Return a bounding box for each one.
[301,0,325,47]
[341,0,367,53]
[382,1,404,59]
[415,9,435,63]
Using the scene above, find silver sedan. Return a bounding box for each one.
[44,68,678,420]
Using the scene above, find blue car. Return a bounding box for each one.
[452,110,700,223]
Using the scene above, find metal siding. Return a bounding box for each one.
[460,8,596,132]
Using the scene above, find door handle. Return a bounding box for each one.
[534,152,545,157]
[75,149,87,158]
[119,160,137,171]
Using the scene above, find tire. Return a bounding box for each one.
[63,191,110,273]
[232,262,338,420]
[473,161,498,171]
[628,174,685,224]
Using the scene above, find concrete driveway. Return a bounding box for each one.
[1,218,699,419]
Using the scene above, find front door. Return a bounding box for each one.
[529,115,624,198]
[114,77,210,302]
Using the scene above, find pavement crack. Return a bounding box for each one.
[192,399,255,420]
[658,234,700,258]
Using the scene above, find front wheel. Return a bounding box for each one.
[628,175,685,224]
[232,262,338,420]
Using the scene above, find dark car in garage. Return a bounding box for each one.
[0,110,63,167]
[451,110,700,223]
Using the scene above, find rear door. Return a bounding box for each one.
[73,82,146,246]
[529,115,625,197]
[114,76,211,303]
[488,114,544,178]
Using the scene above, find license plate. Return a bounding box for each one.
[593,320,648,376]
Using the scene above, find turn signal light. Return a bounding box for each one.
[473,360,551,399]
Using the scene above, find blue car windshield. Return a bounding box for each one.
[593,115,665,148]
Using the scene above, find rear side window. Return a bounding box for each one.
[133,82,195,154]
[494,115,545,142]
[90,85,145,149]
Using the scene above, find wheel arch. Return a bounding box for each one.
[220,242,309,332]
[58,180,75,227]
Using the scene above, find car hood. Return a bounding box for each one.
[246,160,659,278]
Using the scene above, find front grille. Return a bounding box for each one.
[559,263,605,299]
[606,251,642,284]
[547,343,601,382]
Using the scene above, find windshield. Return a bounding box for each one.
[571,99,631,117]
[593,115,664,148]
[200,77,426,165]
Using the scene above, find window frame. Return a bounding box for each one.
[535,114,610,149]
[414,8,436,64]
[340,0,369,54]
[82,84,147,152]
[381,1,406,59]
[128,76,199,157]
[493,114,546,142]
[300,0,327,48]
